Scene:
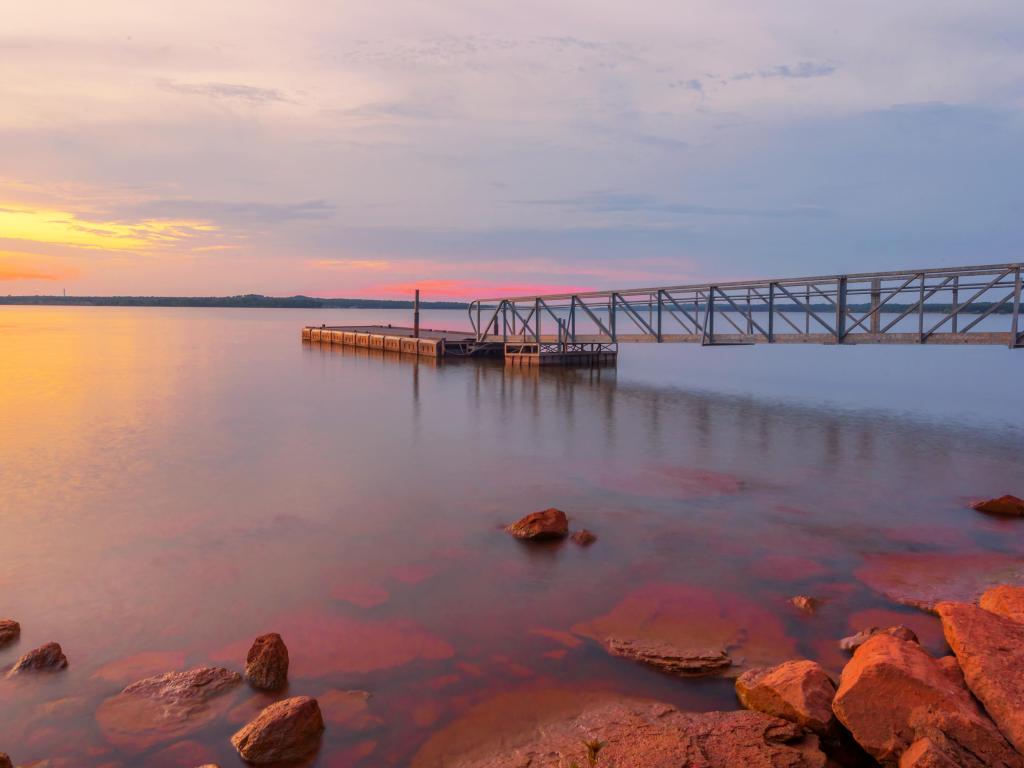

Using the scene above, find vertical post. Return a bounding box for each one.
[805,285,810,333]
[918,273,925,343]
[704,288,715,344]
[413,289,420,338]
[476,301,481,340]
[952,276,959,335]
[870,278,881,334]
[746,288,752,335]
[768,282,775,342]
[836,277,847,343]
[656,290,663,342]
[534,298,541,343]
[609,295,616,340]
[1011,266,1022,347]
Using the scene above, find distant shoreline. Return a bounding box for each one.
[0,294,469,309]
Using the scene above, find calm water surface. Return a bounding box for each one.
[1,306,1023,766]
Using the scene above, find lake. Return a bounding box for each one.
[1,306,1023,766]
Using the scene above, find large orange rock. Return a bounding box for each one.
[0,619,19,647]
[0,752,11,768]
[736,660,837,736]
[504,508,568,540]
[6,642,67,675]
[411,690,825,768]
[937,601,1024,755]
[832,633,1020,767]
[245,633,288,691]
[572,583,798,676]
[95,666,242,749]
[231,695,324,764]
[980,584,1024,624]
[971,495,1024,516]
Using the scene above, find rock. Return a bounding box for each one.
[606,636,731,676]
[7,642,67,675]
[790,596,822,614]
[0,619,19,647]
[572,583,798,676]
[411,691,826,768]
[95,666,242,749]
[736,660,837,736]
[319,689,382,731]
[971,494,1024,516]
[838,625,918,653]
[231,695,324,764]
[504,508,568,540]
[855,552,1024,612]
[937,600,1024,755]
[0,753,11,768]
[935,655,966,688]
[570,529,597,546]
[245,633,288,691]
[900,738,961,768]
[832,632,1020,767]
[980,584,1024,624]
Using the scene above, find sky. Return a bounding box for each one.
[1,1,1023,300]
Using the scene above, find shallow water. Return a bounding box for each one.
[1,306,1023,766]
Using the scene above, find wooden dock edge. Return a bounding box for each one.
[303,327,444,359]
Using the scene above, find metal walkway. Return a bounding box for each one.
[468,263,1024,349]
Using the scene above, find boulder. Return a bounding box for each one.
[937,600,1024,755]
[231,695,324,764]
[245,633,288,691]
[505,508,568,540]
[838,625,918,653]
[0,619,19,647]
[570,529,597,546]
[790,596,822,614]
[96,666,242,749]
[605,636,731,676]
[735,660,837,736]
[900,737,962,768]
[971,495,1024,517]
[980,584,1024,624]
[832,632,1020,767]
[411,692,825,768]
[7,642,67,675]
[935,655,966,688]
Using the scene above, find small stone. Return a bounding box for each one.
[979,584,1024,624]
[735,660,837,736]
[570,529,597,546]
[7,642,67,676]
[789,595,822,614]
[0,619,19,647]
[605,636,731,676]
[838,625,918,653]
[231,695,324,764]
[245,633,289,691]
[971,494,1024,516]
[504,508,568,540]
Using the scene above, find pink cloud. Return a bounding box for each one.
[348,278,596,301]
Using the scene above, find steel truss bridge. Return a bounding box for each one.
[467,263,1023,352]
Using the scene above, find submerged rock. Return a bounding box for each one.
[838,625,918,653]
[735,660,837,736]
[937,600,1024,755]
[789,595,822,614]
[0,619,19,647]
[605,636,731,676]
[570,529,597,546]
[979,583,1024,624]
[245,633,288,691]
[231,695,324,764]
[412,692,825,768]
[832,632,1020,767]
[504,508,568,540]
[971,494,1024,516]
[7,642,67,675]
[95,666,242,749]
[319,689,381,731]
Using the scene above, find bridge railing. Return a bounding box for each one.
[467,263,1024,348]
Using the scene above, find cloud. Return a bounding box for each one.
[733,61,838,81]
[128,199,334,224]
[158,80,292,103]
[509,192,828,219]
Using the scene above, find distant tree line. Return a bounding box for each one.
[0,294,469,309]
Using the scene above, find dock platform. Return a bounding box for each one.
[302,325,618,366]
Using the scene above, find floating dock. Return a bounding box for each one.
[302,325,617,367]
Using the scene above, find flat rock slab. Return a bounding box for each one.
[937,601,1024,755]
[411,689,825,768]
[96,666,242,750]
[855,552,1024,612]
[832,633,1020,767]
[572,582,798,676]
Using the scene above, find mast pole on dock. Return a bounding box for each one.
[413,289,420,338]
